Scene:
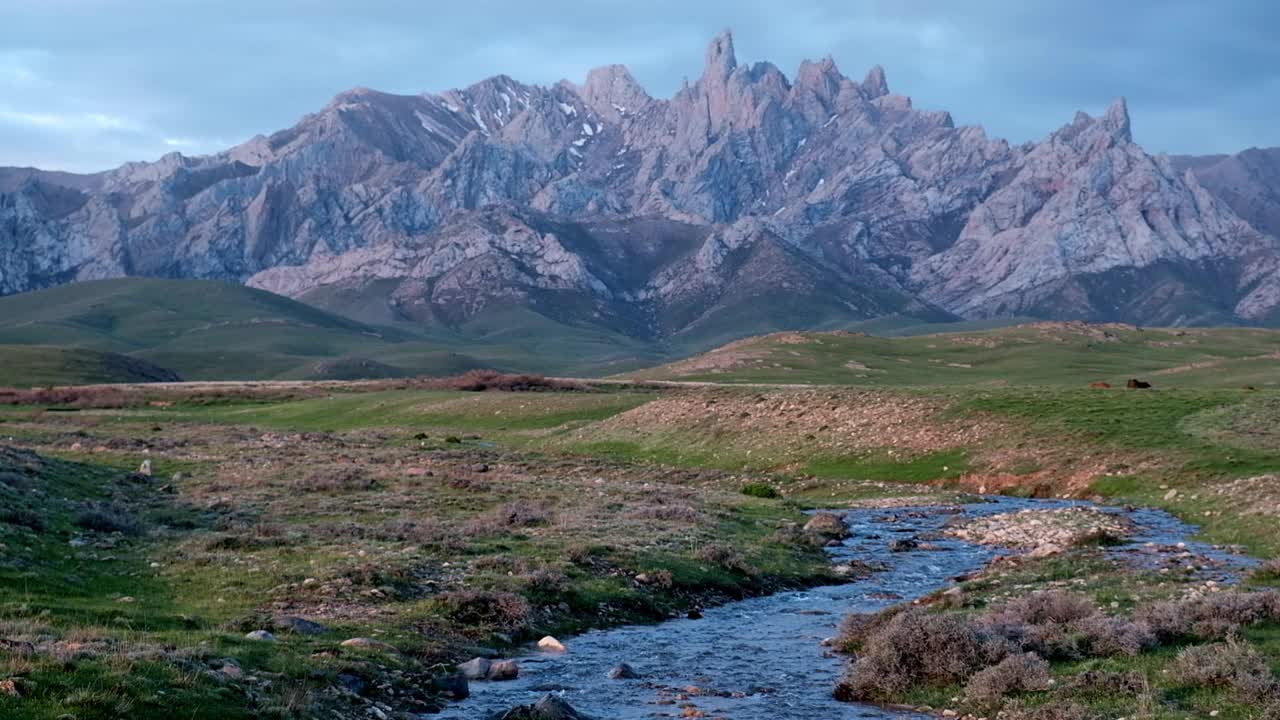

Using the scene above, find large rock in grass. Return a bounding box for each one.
[339,637,398,653]
[274,616,328,635]
[489,694,593,720]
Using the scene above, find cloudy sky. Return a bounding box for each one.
[1,0,1276,172]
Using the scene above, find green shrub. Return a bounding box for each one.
[739,482,780,499]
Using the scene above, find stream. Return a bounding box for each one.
[436,496,1255,719]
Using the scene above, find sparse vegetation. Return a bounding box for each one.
[1,322,1278,719]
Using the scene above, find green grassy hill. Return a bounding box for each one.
[0,279,497,382]
[0,345,182,387]
[630,322,1280,388]
[0,279,670,383]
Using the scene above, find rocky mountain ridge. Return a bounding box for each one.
[3,31,1280,338]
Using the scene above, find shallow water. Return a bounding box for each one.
[437,496,1253,719]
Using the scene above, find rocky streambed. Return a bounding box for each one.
[438,497,1255,720]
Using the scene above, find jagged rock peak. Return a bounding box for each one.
[796,56,844,92]
[1102,96,1132,141]
[862,65,889,99]
[577,64,652,119]
[704,30,738,82]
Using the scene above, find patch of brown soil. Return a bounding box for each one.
[1150,352,1280,376]
[581,389,1001,455]
[655,333,810,376]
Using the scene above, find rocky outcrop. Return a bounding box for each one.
[3,32,1279,337]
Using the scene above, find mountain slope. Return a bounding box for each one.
[3,32,1279,340]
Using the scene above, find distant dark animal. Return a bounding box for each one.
[1089,382,1112,389]
[1126,379,1152,389]
[1244,386,1258,391]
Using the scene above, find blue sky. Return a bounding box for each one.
[2,0,1276,172]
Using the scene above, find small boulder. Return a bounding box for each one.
[537,636,567,653]
[340,637,397,653]
[274,616,328,636]
[430,673,469,700]
[1028,544,1064,559]
[487,660,520,681]
[138,459,153,477]
[607,663,641,680]
[458,657,492,680]
[244,630,275,642]
[489,694,593,720]
[803,513,849,541]
[888,538,920,552]
[335,672,368,695]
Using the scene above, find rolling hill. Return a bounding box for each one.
[0,278,669,382]
[628,322,1280,388]
[0,345,182,387]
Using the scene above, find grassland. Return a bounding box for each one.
[0,318,1278,717]
[0,385,849,719]
[633,322,1280,388]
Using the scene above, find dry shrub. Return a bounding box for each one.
[978,591,1153,661]
[1065,669,1148,695]
[835,607,906,654]
[834,589,1280,710]
[307,519,446,547]
[434,590,530,633]
[1170,640,1279,702]
[423,370,586,393]
[694,544,758,576]
[292,467,376,493]
[0,386,137,408]
[626,505,708,524]
[463,503,551,537]
[0,509,45,532]
[1251,558,1280,582]
[74,503,143,535]
[520,568,568,594]
[1138,590,1280,642]
[834,609,995,701]
[564,543,613,567]
[375,520,443,545]
[964,652,1051,709]
[989,591,1096,626]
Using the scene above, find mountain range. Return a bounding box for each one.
[4,31,1280,350]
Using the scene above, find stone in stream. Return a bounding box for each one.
[489,694,593,720]
[607,663,641,679]
[487,660,520,681]
[458,657,491,680]
[537,635,567,653]
[888,538,920,552]
[803,512,849,541]
[430,673,470,700]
